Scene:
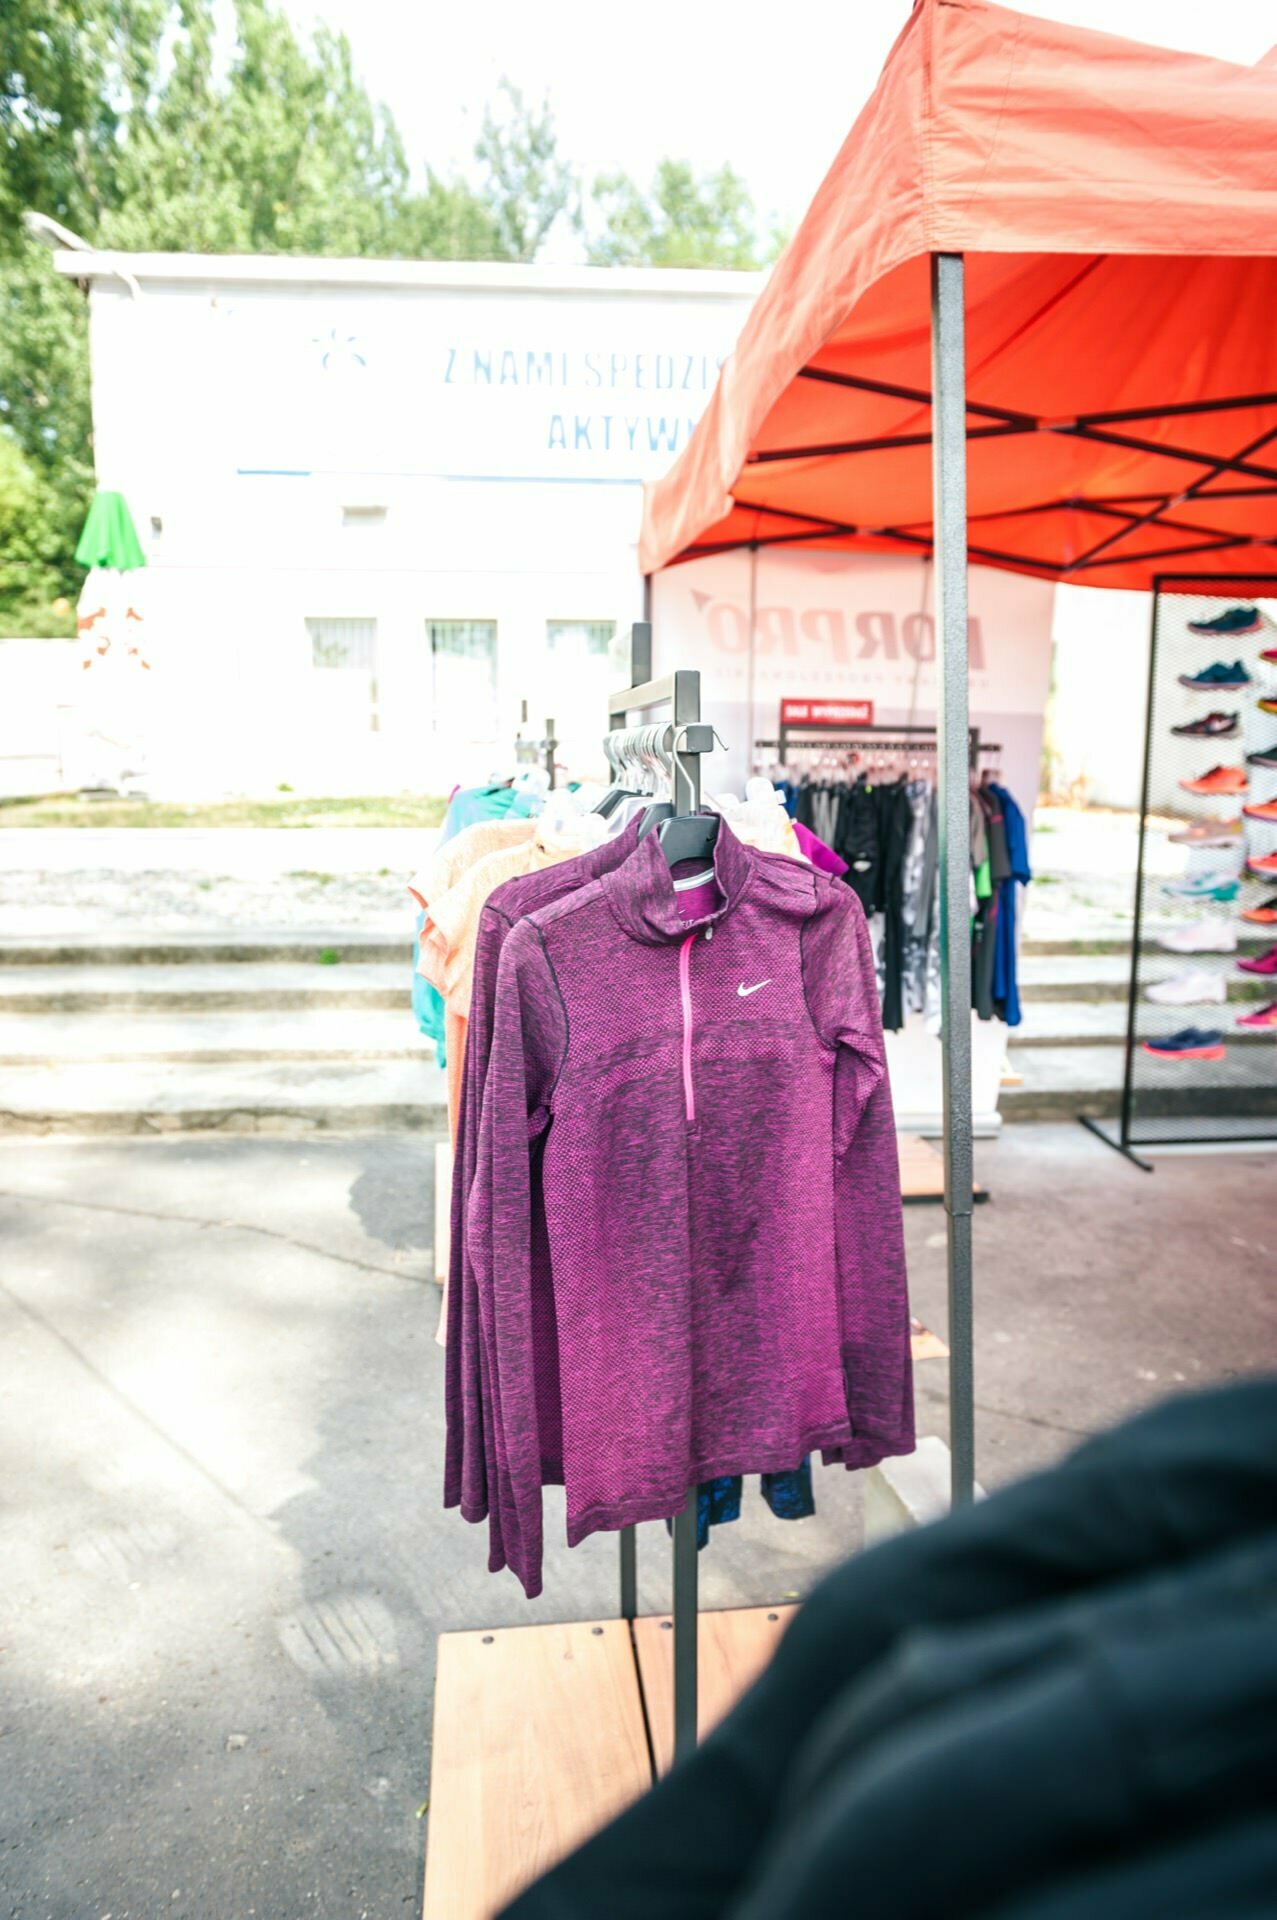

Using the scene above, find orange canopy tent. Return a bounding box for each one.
[639,0,1277,1505]
[641,0,1277,589]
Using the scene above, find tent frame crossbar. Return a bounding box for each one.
[727,371,1277,580]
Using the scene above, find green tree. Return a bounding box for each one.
[475,81,576,262]
[587,160,763,269]
[0,0,166,245]
[0,242,92,620]
[0,432,77,634]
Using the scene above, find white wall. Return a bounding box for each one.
[1044,584,1151,808]
[0,639,78,795]
[651,548,1057,815]
[61,259,763,797]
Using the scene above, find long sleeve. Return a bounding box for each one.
[801,884,915,1461]
[466,920,568,1598]
[443,903,513,1559]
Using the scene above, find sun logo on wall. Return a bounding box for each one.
[313,328,367,373]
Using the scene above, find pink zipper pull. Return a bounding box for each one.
[678,932,697,1124]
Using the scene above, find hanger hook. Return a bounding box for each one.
[669,724,728,811]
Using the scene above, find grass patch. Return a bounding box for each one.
[0,793,449,830]
[317,949,342,966]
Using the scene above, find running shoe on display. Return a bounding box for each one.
[1248,852,1277,876]
[1238,944,1277,975]
[1258,698,1277,717]
[1162,873,1239,902]
[1146,969,1227,1006]
[1171,711,1240,739]
[1187,607,1262,637]
[1236,1001,1277,1029]
[1243,797,1277,823]
[1262,647,1277,666]
[1241,895,1277,925]
[1246,745,1277,769]
[1141,1027,1227,1061]
[1179,765,1248,795]
[1156,919,1238,954]
[1177,660,1251,691]
[1168,818,1241,847]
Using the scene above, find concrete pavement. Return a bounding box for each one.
[2,1126,1273,1918]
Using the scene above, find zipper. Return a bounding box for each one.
[678,924,712,1124]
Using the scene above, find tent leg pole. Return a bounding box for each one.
[930,251,975,1510]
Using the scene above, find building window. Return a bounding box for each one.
[305,617,379,730]
[307,616,377,672]
[546,620,616,658]
[428,619,498,739]
[545,621,620,774]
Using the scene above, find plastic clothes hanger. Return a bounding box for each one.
[594,731,635,817]
[645,727,725,866]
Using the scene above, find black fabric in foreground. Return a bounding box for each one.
[501,1378,1277,1920]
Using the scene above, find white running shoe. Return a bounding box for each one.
[1156,919,1238,954]
[1146,968,1227,1005]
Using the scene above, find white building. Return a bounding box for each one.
[53,252,764,795]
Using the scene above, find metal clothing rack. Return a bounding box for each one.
[516,703,558,788]
[756,719,998,770]
[757,706,996,1500]
[605,620,713,1769]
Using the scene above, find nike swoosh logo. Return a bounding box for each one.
[737,980,771,998]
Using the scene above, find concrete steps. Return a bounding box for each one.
[0,1006,427,1063]
[0,931,410,967]
[0,1058,448,1135]
[5,925,1262,1133]
[0,962,409,1014]
[1,930,445,1135]
[999,1047,1123,1120]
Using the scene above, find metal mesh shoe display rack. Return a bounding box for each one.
[1084,573,1277,1168]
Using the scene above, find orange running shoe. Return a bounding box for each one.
[1243,797,1277,822]
[1242,894,1277,925]
[1248,851,1277,876]
[1259,697,1277,717]
[1179,765,1248,795]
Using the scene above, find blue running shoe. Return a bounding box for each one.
[1142,1027,1225,1060]
[1187,606,1262,637]
[1177,660,1251,690]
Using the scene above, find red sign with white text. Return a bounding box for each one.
[780,697,874,728]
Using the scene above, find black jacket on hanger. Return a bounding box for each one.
[835,778,880,913]
[875,780,913,1032]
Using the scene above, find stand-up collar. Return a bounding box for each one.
[602,814,756,944]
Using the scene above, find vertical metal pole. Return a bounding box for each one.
[747,543,759,771]
[619,1526,637,1621]
[930,252,976,1510]
[674,663,701,1762]
[631,620,653,687]
[671,671,702,815]
[617,630,649,1627]
[671,1493,699,1763]
[1121,587,1161,1150]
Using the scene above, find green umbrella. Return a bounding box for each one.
[75,490,146,573]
